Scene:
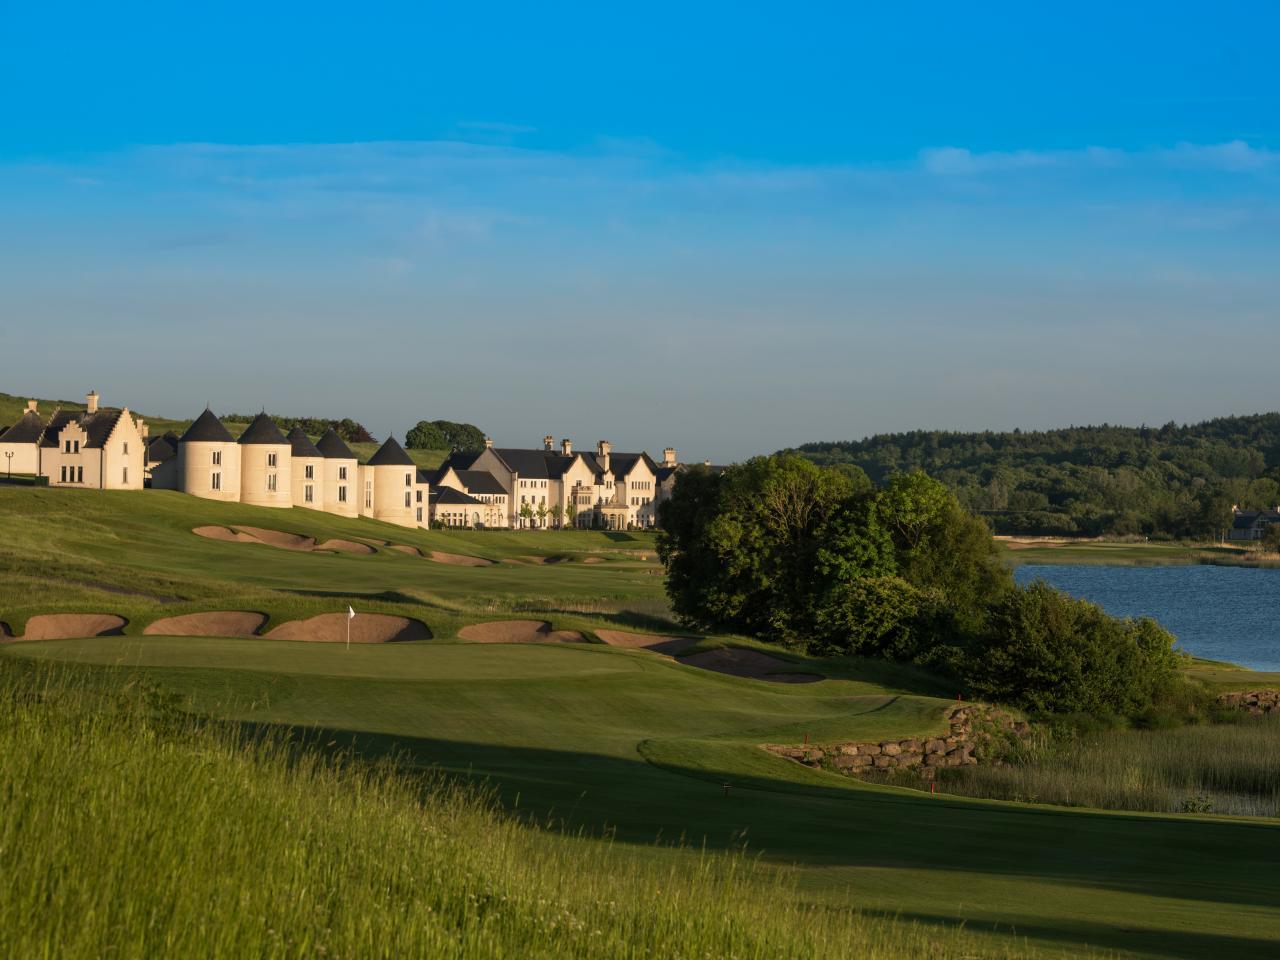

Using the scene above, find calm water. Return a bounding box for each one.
[1015,564,1280,671]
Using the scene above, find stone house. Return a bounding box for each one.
[0,392,146,490]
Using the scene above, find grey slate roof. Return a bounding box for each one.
[147,434,178,464]
[457,470,506,495]
[180,409,235,443]
[237,412,290,446]
[366,435,416,467]
[1,409,46,445]
[582,451,658,481]
[40,408,125,449]
[438,451,481,474]
[286,426,322,458]
[430,487,484,506]
[315,428,357,460]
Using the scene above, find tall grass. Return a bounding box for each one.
[0,659,1048,959]
[937,717,1280,817]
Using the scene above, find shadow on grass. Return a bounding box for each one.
[284,588,432,607]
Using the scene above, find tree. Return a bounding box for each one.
[1262,523,1280,553]
[405,420,449,450]
[964,581,1184,716]
[565,501,579,528]
[536,502,548,529]
[518,501,534,529]
[432,420,487,452]
[549,503,564,529]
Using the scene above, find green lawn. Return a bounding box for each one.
[4,487,1280,958]
[1000,538,1276,568]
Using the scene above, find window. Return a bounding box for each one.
[405,472,412,487]
[404,492,411,508]
[267,474,277,492]
[64,440,70,453]
[212,450,221,466]
[60,466,67,482]
[123,467,128,484]
[304,484,313,503]
[365,481,372,508]
[123,442,129,455]
[77,466,83,483]
[416,490,422,503]
[338,485,347,503]
[74,441,80,453]
[212,472,221,491]
[416,507,423,522]
[305,464,314,480]
[267,452,277,468]
[338,466,347,481]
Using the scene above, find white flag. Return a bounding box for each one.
[347,605,356,620]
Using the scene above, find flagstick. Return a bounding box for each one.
[346,616,350,651]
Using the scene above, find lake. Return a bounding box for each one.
[1015,564,1280,671]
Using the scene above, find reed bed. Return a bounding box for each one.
[0,659,1047,959]
[937,716,1280,817]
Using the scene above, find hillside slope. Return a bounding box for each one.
[787,414,1280,538]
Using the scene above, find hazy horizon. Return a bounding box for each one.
[3,3,1277,462]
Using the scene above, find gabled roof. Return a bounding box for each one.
[286,426,322,458]
[1,409,46,445]
[366,435,416,467]
[180,409,235,443]
[238,412,290,446]
[457,470,506,495]
[147,434,178,464]
[438,450,482,474]
[487,448,579,480]
[315,428,357,460]
[430,487,484,506]
[40,408,126,449]
[581,451,658,481]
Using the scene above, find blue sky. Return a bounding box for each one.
[2,2,1277,460]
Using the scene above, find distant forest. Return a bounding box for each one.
[785,414,1280,539]
[223,414,375,444]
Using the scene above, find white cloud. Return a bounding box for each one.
[1161,140,1277,172]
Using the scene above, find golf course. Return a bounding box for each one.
[3,486,1279,958]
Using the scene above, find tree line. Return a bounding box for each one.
[658,457,1189,720]
[223,414,374,443]
[782,414,1280,538]
[405,420,487,452]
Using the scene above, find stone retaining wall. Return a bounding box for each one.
[1217,690,1280,715]
[766,704,1031,780]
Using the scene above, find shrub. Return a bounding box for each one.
[963,581,1183,717]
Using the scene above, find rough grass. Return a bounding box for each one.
[0,659,1031,960]
[936,717,1280,817]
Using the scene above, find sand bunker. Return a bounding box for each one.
[677,647,825,683]
[144,611,267,637]
[315,539,375,554]
[516,555,568,566]
[596,629,699,657]
[267,613,432,644]
[581,556,606,564]
[19,614,127,641]
[429,551,493,567]
[458,620,586,644]
[194,525,258,543]
[390,544,424,557]
[193,526,374,556]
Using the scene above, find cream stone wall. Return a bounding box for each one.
[291,456,325,510]
[322,457,359,517]
[366,463,418,527]
[97,412,145,491]
[240,443,293,508]
[180,441,242,502]
[0,439,38,476]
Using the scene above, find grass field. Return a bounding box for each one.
[999,537,1278,568]
[4,487,1280,958]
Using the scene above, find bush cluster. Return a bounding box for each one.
[658,456,1185,719]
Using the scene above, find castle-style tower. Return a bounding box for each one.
[178,409,241,502]
[237,413,293,508]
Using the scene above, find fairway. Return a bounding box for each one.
[5,488,1280,958]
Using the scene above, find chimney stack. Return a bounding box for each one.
[597,440,611,472]
[704,459,711,467]
[484,436,493,449]
[561,438,573,455]
[85,390,99,415]
[543,435,554,450]
[25,400,37,414]
[663,447,677,466]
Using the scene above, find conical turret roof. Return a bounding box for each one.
[180,408,234,443]
[286,425,321,458]
[238,412,289,445]
[365,435,415,467]
[316,428,357,460]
